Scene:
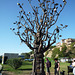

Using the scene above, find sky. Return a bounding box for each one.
[0,0,75,56]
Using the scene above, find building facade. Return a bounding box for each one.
[2,53,18,64]
[56,38,75,47]
[56,38,75,51]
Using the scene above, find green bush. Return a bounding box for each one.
[6,58,22,69]
[44,50,49,57]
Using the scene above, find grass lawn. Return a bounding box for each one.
[2,61,32,74]
[1,60,73,75]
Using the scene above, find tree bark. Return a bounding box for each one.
[32,50,45,75]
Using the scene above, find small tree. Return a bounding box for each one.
[11,0,68,74]
[6,58,22,69]
[21,53,30,59]
[51,48,60,59]
[67,42,75,58]
[59,44,67,57]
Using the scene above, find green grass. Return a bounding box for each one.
[1,60,73,75]
[2,61,33,74]
[44,57,72,74]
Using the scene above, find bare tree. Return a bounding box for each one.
[11,0,67,75]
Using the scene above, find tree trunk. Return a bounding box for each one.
[32,50,45,75]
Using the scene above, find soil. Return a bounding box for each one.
[2,71,31,75]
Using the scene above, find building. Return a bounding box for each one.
[2,53,19,64]
[18,55,25,59]
[56,42,62,47]
[56,38,75,51]
[61,38,75,46]
[56,38,75,47]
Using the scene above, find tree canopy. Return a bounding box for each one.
[11,0,67,53]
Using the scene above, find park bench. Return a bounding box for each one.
[67,66,73,75]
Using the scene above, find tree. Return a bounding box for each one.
[0,56,2,63]
[11,0,67,74]
[21,53,30,59]
[67,42,75,58]
[51,48,60,59]
[21,51,34,59]
[59,44,67,57]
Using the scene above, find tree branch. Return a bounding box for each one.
[18,33,34,50]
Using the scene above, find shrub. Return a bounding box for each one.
[44,50,49,57]
[51,48,60,59]
[6,58,22,69]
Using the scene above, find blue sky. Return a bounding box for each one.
[0,0,75,55]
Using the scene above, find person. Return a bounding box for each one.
[54,58,60,75]
[69,61,73,69]
[0,64,2,75]
[72,59,75,75]
[46,58,51,75]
